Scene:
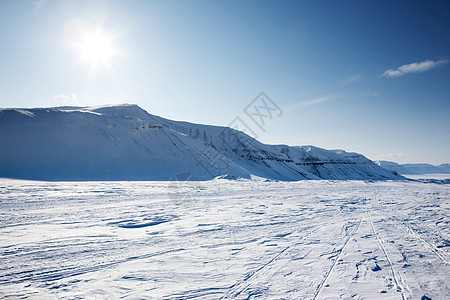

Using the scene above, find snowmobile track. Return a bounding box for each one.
[368,210,407,300]
[312,216,363,300]
[220,208,345,299]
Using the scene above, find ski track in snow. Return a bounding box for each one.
[0,179,449,299]
[312,216,363,300]
[367,210,406,299]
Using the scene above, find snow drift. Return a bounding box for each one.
[0,104,404,181]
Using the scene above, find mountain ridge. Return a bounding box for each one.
[0,104,405,181]
[376,160,450,175]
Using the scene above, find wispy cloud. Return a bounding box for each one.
[360,91,380,97]
[375,153,404,160]
[341,74,362,85]
[54,93,79,105]
[284,95,339,112]
[382,59,448,78]
[32,0,47,15]
[302,96,337,106]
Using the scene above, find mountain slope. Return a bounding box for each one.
[377,160,450,175]
[0,104,404,181]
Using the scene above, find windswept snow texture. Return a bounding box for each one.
[0,104,403,181]
[0,179,449,299]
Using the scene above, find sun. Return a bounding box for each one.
[63,19,119,70]
[76,28,116,68]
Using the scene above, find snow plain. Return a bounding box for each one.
[0,179,449,299]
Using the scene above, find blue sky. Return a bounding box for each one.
[1,0,449,164]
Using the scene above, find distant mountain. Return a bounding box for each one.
[376,160,450,175]
[0,104,405,181]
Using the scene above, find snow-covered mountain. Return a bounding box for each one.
[376,160,450,175]
[0,104,404,181]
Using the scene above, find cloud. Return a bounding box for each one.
[32,0,47,15]
[302,96,337,106]
[382,59,448,78]
[284,95,339,112]
[360,91,380,97]
[54,93,79,105]
[341,74,362,85]
[376,153,404,160]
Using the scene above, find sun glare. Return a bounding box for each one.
[64,19,118,70]
[77,29,115,67]
[76,29,116,68]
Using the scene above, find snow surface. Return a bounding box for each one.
[0,104,404,181]
[0,179,449,299]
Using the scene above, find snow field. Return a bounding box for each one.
[0,179,448,299]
